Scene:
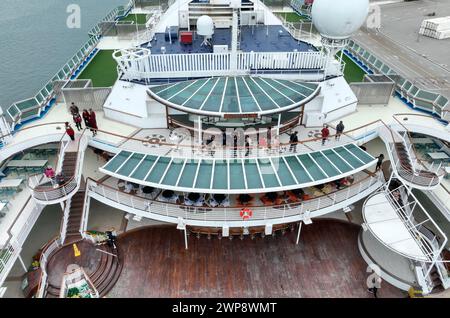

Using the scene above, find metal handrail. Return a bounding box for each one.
[36,236,61,298]
[27,130,89,202]
[392,115,445,176]
[87,173,382,222]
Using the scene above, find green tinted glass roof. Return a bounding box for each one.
[148,76,320,116]
[101,143,375,194]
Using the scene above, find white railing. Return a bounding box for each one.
[117,51,326,80]
[55,135,71,175]
[378,124,441,188]
[88,174,381,224]
[60,199,72,245]
[0,242,20,288]
[27,131,90,204]
[36,238,61,298]
[0,198,44,287]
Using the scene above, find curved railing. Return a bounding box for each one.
[378,121,442,189]
[36,237,61,298]
[27,130,89,204]
[0,122,67,161]
[87,173,382,225]
[93,119,388,160]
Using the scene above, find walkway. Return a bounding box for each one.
[107,220,406,298]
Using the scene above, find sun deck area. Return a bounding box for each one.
[144,25,317,54]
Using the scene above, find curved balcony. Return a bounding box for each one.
[391,142,443,189]
[392,113,450,143]
[87,174,383,227]
[378,123,443,190]
[0,122,67,162]
[27,131,89,205]
[28,175,79,205]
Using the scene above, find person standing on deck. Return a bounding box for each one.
[245,135,251,157]
[321,125,330,146]
[289,131,298,152]
[65,122,75,141]
[69,102,79,116]
[73,112,82,131]
[267,127,272,149]
[376,154,385,172]
[82,109,90,127]
[335,121,345,141]
[88,108,98,136]
[233,134,238,157]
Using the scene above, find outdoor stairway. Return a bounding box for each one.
[62,189,85,245]
[61,152,78,179]
[392,142,440,187]
[45,244,123,298]
[394,142,414,172]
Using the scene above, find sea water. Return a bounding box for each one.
[0,0,127,110]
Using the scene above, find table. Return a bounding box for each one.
[6,160,48,168]
[411,138,434,144]
[428,152,450,160]
[0,178,24,189]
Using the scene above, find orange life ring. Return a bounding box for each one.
[240,208,253,220]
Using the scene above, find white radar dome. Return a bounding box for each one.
[312,0,369,40]
[197,15,214,36]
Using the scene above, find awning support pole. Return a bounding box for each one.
[296,221,303,245]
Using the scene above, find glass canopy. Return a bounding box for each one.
[101,143,375,194]
[147,76,320,117]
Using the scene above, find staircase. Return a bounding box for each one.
[60,152,78,180]
[378,125,441,189]
[28,131,89,204]
[45,243,123,298]
[61,189,86,245]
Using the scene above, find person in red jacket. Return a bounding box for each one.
[321,125,330,146]
[88,108,98,136]
[65,122,75,141]
[82,109,90,127]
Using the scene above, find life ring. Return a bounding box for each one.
[240,208,253,220]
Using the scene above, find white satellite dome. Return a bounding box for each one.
[312,0,369,40]
[197,15,214,36]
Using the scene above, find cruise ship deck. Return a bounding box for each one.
[1,0,450,300]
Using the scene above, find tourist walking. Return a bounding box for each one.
[376,154,385,171]
[82,109,90,127]
[88,108,98,136]
[321,125,330,146]
[335,121,345,141]
[73,112,82,131]
[65,122,75,141]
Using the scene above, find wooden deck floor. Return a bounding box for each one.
[46,240,101,288]
[107,220,406,298]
